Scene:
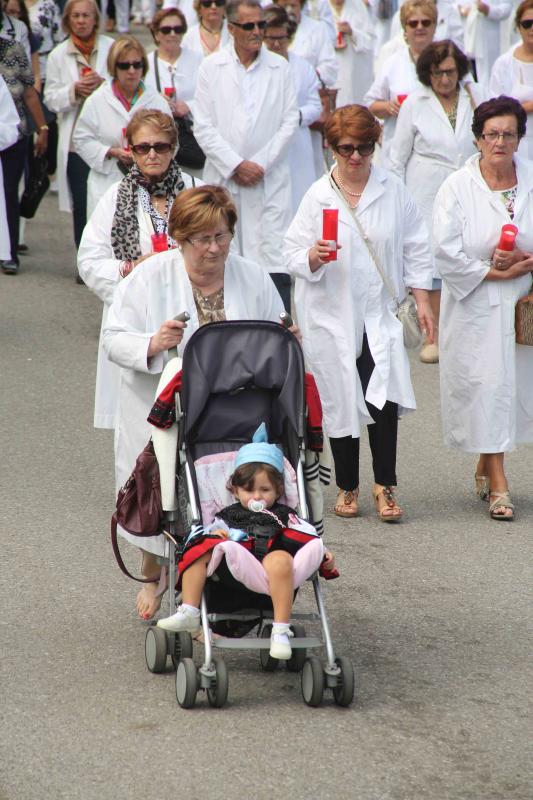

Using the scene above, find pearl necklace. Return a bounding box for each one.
[335,171,364,198]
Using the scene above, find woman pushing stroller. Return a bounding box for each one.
[158,424,337,660]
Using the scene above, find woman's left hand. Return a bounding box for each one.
[491,247,527,271]
[34,129,48,157]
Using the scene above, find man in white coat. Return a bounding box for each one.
[193,0,299,308]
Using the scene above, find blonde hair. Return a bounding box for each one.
[125,109,177,148]
[400,0,437,28]
[107,35,148,78]
[62,0,100,35]
[168,186,237,243]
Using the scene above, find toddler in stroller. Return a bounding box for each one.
[158,423,336,660]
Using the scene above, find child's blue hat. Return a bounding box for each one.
[234,423,284,474]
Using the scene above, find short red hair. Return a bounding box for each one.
[325,104,381,149]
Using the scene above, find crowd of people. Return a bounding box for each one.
[1,0,533,619]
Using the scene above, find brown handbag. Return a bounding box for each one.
[515,291,533,346]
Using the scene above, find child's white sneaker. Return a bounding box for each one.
[269,623,293,660]
[157,604,201,633]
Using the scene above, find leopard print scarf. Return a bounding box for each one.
[110,159,185,261]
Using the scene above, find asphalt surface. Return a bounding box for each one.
[1,191,532,800]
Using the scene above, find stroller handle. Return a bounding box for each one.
[279,311,294,329]
[168,311,190,358]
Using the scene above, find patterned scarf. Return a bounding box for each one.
[71,31,96,59]
[110,159,185,261]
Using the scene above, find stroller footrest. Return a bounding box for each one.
[212,636,322,650]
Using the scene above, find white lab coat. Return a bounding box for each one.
[303,0,337,42]
[77,171,198,430]
[433,154,533,452]
[364,47,421,167]
[462,0,512,89]
[388,0,465,50]
[72,81,170,217]
[490,44,533,159]
[103,250,284,554]
[329,0,375,106]
[44,36,114,214]
[161,0,197,27]
[144,47,202,107]
[182,21,231,56]
[288,52,322,214]
[193,43,299,272]
[389,83,482,276]
[0,75,19,261]
[284,168,433,438]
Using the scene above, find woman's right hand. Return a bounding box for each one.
[308,239,342,272]
[107,147,133,165]
[148,319,187,357]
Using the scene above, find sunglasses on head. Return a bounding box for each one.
[519,18,533,28]
[406,18,433,28]
[130,142,173,155]
[116,60,143,70]
[231,19,267,30]
[335,142,375,157]
[158,24,185,34]
[200,0,225,7]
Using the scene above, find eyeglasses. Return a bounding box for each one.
[130,142,173,155]
[187,232,233,248]
[335,142,375,157]
[430,67,458,78]
[519,18,533,29]
[230,19,267,30]
[158,25,185,34]
[200,0,226,7]
[405,18,433,28]
[480,131,519,143]
[116,60,143,70]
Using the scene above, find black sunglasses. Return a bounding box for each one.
[519,18,533,28]
[335,142,375,157]
[230,19,267,30]
[200,0,225,7]
[130,142,173,155]
[405,18,433,28]
[158,25,185,34]
[116,60,143,70]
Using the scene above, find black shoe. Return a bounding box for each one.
[76,274,85,285]
[2,260,19,274]
[17,244,29,254]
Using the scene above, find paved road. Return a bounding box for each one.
[1,192,531,800]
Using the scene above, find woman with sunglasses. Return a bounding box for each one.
[73,35,168,218]
[490,0,533,158]
[364,0,437,166]
[101,185,286,619]
[389,40,481,364]
[433,96,533,521]
[77,108,196,442]
[285,104,434,522]
[182,0,230,55]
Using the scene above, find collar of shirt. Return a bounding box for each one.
[228,39,263,73]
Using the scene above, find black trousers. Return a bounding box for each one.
[269,272,291,314]
[66,152,90,249]
[329,333,398,490]
[1,137,27,263]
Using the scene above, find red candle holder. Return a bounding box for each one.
[397,94,408,105]
[322,209,339,262]
[81,66,92,76]
[164,87,176,99]
[497,223,518,251]
[151,233,168,252]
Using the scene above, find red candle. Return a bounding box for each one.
[164,87,176,99]
[397,94,408,105]
[81,66,92,76]
[151,233,168,252]
[336,30,346,49]
[497,223,518,251]
[322,209,339,262]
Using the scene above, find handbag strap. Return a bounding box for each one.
[153,51,162,93]
[328,174,400,310]
[111,515,159,584]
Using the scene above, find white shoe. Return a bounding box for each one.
[157,605,201,633]
[269,625,293,660]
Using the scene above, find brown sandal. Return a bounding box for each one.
[373,484,403,523]
[475,473,490,502]
[334,489,359,518]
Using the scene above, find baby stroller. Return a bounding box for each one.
[144,319,355,708]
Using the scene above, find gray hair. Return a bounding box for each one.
[226,0,263,23]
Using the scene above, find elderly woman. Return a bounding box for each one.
[145,7,202,110]
[490,0,533,159]
[285,105,434,521]
[433,96,533,521]
[44,0,113,257]
[78,106,195,432]
[389,40,481,363]
[364,0,437,166]
[102,185,285,618]
[327,0,374,106]
[181,0,230,55]
[72,35,168,217]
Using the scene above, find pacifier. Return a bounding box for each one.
[248,499,266,513]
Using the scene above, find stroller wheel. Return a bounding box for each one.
[145,626,168,673]
[332,656,355,707]
[259,624,279,672]
[176,658,198,708]
[170,632,193,669]
[301,656,324,707]
[206,657,229,708]
[286,624,306,672]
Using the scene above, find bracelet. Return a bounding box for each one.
[119,259,134,278]
[38,124,49,132]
